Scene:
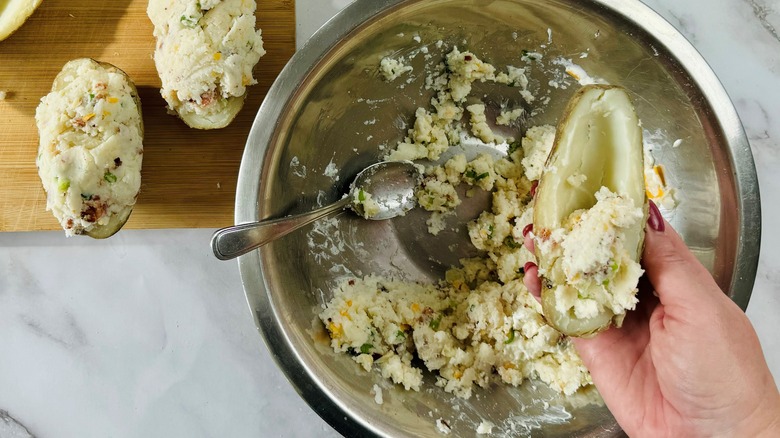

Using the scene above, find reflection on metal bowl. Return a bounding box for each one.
[234,0,760,436]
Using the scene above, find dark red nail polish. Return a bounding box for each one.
[524,262,536,274]
[530,180,538,197]
[648,200,665,232]
[522,223,533,237]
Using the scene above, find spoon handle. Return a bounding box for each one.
[211,197,352,261]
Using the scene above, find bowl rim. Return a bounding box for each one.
[234,0,761,435]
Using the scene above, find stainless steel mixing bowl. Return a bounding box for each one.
[234,0,761,436]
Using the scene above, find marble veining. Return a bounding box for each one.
[748,0,780,43]
[1,0,778,437]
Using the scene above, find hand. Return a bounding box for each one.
[523,202,780,437]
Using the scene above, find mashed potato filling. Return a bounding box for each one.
[147,0,265,119]
[537,187,644,319]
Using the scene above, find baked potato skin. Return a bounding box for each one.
[37,58,144,239]
[0,0,43,42]
[533,85,648,337]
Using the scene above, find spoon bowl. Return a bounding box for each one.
[211,160,422,261]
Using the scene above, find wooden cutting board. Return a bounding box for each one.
[0,0,295,232]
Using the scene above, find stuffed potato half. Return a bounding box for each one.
[533,85,648,337]
[36,58,144,238]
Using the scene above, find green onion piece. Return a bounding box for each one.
[58,178,70,192]
[429,316,442,330]
[104,172,117,183]
[360,343,373,354]
[396,330,405,339]
[180,15,198,28]
[358,189,366,202]
[507,141,521,155]
[503,236,521,249]
[80,193,91,200]
[504,330,516,344]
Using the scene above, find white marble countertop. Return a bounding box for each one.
[1,0,778,436]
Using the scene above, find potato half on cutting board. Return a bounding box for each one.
[534,85,648,337]
[36,58,144,238]
[147,0,266,129]
[0,0,43,41]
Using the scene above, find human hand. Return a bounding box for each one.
[523,202,780,437]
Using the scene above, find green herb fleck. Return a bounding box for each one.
[487,225,495,239]
[180,15,198,28]
[80,193,92,200]
[504,330,516,344]
[602,279,610,287]
[360,343,373,354]
[611,261,619,272]
[429,316,442,330]
[57,178,70,192]
[358,189,366,202]
[88,93,95,101]
[396,330,406,339]
[465,169,490,181]
[104,171,117,183]
[508,141,521,155]
[503,236,521,249]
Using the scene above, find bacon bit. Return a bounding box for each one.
[348,279,355,286]
[80,201,106,223]
[530,180,538,197]
[72,118,86,127]
[464,55,472,61]
[94,82,107,90]
[114,157,122,167]
[66,219,74,229]
[200,91,215,106]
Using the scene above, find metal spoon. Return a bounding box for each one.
[211,160,423,261]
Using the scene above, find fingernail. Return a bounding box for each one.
[522,223,533,237]
[524,262,536,273]
[648,200,665,232]
[530,181,538,198]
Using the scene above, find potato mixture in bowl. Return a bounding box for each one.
[317,48,641,400]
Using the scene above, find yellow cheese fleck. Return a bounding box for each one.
[328,323,343,338]
[214,52,222,61]
[83,113,95,121]
[107,97,119,104]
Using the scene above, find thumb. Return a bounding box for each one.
[642,202,723,308]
